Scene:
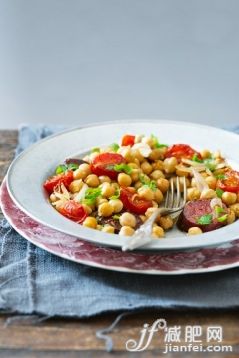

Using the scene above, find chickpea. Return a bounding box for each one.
[85,174,100,187]
[119,212,136,228]
[96,224,103,231]
[200,149,211,159]
[109,199,124,213]
[139,215,147,223]
[152,160,164,171]
[99,175,111,184]
[200,189,216,199]
[191,178,197,188]
[138,186,154,201]
[101,182,115,198]
[149,148,164,161]
[118,173,132,187]
[122,148,133,163]
[158,216,174,230]
[134,181,143,190]
[214,150,222,159]
[141,161,153,175]
[134,134,144,143]
[157,178,169,193]
[188,227,203,235]
[150,170,165,180]
[69,179,84,193]
[145,207,161,222]
[81,203,93,215]
[130,169,140,182]
[98,202,114,217]
[230,203,239,218]
[237,192,239,203]
[95,197,108,207]
[119,226,135,236]
[128,162,139,169]
[152,200,158,208]
[132,149,144,162]
[176,168,189,178]
[49,193,57,202]
[83,217,97,229]
[154,189,164,204]
[187,188,200,201]
[73,163,91,180]
[152,226,165,238]
[102,225,115,234]
[163,157,178,174]
[222,192,237,206]
[205,176,217,190]
[227,209,236,224]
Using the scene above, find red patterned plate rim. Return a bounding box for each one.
[1,178,239,275]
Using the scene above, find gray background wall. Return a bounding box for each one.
[0,0,239,129]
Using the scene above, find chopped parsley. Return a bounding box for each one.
[112,214,120,220]
[192,154,203,163]
[215,206,224,215]
[204,159,216,171]
[91,147,100,153]
[55,163,79,174]
[197,214,213,225]
[151,134,168,149]
[216,188,224,198]
[113,163,132,175]
[215,173,227,180]
[83,187,102,205]
[217,214,228,223]
[139,174,157,191]
[110,143,120,152]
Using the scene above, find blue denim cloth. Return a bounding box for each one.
[0,124,239,317]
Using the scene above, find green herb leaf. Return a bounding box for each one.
[197,214,213,225]
[91,147,100,153]
[67,163,79,171]
[151,134,168,148]
[112,214,120,220]
[55,164,68,174]
[110,143,120,152]
[215,174,227,180]
[139,174,157,191]
[83,187,102,205]
[192,154,203,163]
[215,206,224,215]
[113,163,132,174]
[204,159,216,171]
[217,214,228,222]
[216,188,224,198]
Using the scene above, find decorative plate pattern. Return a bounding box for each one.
[1,179,239,274]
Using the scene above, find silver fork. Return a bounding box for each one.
[122,176,187,251]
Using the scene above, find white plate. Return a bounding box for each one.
[6,120,239,250]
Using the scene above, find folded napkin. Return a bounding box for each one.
[0,124,239,318]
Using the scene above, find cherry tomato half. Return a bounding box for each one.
[165,144,202,160]
[91,153,126,179]
[59,200,88,223]
[120,187,153,215]
[217,169,239,193]
[121,134,135,147]
[43,171,74,194]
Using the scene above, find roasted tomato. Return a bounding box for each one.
[43,171,73,194]
[217,169,239,193]
[59,200,88,223]
[120,187,153,215]
[91,153,125,179]
[121,134,135,147]
[165,144,202,160]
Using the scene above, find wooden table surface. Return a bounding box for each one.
[0,130,238,358]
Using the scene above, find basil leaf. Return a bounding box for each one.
[215,174,227,180]
[197,214,213,225]
[215,206,224,215]
[83,187,102,205]
[67,163,79,171]
[91,147,100,153]
[139,174,157,192]
[112,214,120,220]
[204,159,216,171]
[216,188,224,198]
[192,154,203,163]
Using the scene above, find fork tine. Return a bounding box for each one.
[175,176,181,207]
[182,176,187,206]
[169,178,174,209]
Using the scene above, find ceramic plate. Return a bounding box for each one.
[6,120,239,250]
[1,179,239,274]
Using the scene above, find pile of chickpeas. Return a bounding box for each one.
[49,135,239,237]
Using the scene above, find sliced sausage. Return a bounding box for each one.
[177,199,228,233]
